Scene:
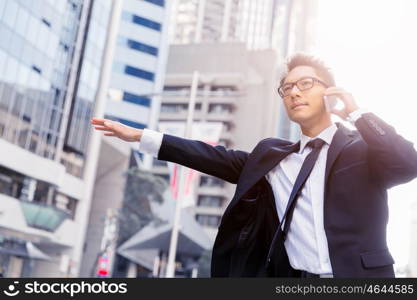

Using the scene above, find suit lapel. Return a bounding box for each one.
[236,141,300,200]
[222,140,300,221]
[324,122,356,186]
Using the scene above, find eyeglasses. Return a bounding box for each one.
[277,77,328,98]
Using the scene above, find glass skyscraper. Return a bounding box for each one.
[0,0,112,277]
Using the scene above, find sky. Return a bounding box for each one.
[313,0,417,270]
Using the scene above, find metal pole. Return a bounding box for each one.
[165,71,200,278]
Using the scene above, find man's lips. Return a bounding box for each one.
[292,103,308,110]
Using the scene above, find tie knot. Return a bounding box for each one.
[306,138,325,149]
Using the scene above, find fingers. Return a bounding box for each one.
[91,118,110,126]
[104,121,113,128]
[104,132,116,137]
[94,126,112,131]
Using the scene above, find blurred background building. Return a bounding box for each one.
[2,0,413,278]
[80,0,174,277]
[0,0,113,277]
[0,0,320,278]
[170,0,319,141]
[153,43,279,240]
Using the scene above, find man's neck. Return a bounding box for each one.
[299,116,333,138]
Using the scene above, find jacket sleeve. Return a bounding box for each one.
[354,112,417,188]
[157,134,249,184]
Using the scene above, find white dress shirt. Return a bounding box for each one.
[137,109,367,276]
[266,124,337,275]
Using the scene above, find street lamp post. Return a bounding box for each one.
[165,71,200,278]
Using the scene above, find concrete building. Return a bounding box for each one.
[151,42,279,240]
[171,0,274,49]
[273,0,320,141]
[170,0,319,141]
[105,0,171,169]
[80,0,173,277]
[0,0,113,277]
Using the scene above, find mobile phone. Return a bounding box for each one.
[323,95,338,112]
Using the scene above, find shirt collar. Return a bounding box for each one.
[299,123,338,154]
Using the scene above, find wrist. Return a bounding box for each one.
[134,129,143,142]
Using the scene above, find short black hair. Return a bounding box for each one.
[279,53,336,87]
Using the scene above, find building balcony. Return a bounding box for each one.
[0,193,78,247]
[20,201,69,232]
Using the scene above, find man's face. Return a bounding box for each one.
[280,66,329,125]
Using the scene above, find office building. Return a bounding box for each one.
[0,0,113,277]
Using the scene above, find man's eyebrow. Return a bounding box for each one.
[283,76,311,85]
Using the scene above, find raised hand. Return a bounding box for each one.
[90,118,142,142]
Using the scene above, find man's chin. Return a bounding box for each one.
[289,113,310,124]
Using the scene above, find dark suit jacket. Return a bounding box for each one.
[157,113,417,277]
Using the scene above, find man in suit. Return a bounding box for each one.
[91,54,417,278]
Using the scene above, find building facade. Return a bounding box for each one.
[105,0,170,138]
[0,0,112,277]
[171,0,274,49]
[152,43,279,240]
[80,0,173,277]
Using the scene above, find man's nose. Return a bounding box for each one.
[289,84,301,96]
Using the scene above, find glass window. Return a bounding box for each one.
[125,38,158,56]
[15,7,30,36]
[88,19,99,46]
[80,60,92,84]
[0,25,12,51]
[4,56,19,83]
[0,49,6,77]
[39,77,50,92]
[144,0,165,7]
[96,23,107,50]
[0,165,24,199]
[208,103,232,114]
[0,1,6,19]
[199,176,224,188]
[123,92,151,107]
[197,195,223,207]
[55,0,66,14]
[31,48,43,74]
[28,69,40,89]
[47,33,59,58]
[27,15,41,46]
[17,64,30,87]
[195,214,220,227]
[89,66,100,90]
[21,43,34,66]
[36,22,50,51]
[3,0,18,28]
[124,65,155,81]
[10,34,24,58]
[122,11,162,31]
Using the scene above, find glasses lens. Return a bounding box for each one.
[297,78,314,91]
[281,84,293,96]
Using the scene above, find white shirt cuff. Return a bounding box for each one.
[138,128,163,157]
[347,108,369,124]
